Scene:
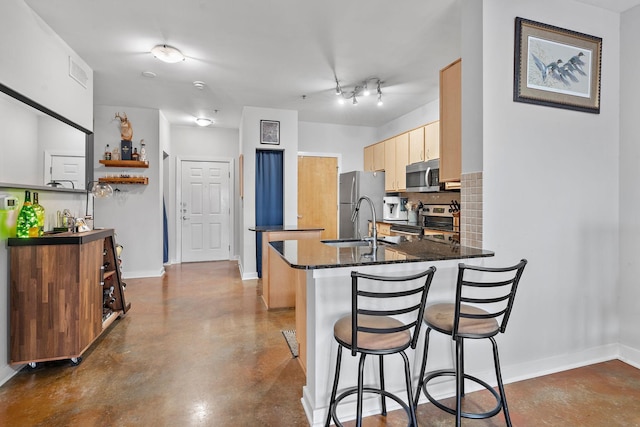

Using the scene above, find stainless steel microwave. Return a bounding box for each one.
[406,159,440,192]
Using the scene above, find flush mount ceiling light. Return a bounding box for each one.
[195,117,213,127]
[151,44,185,63]
[334,76,383,106]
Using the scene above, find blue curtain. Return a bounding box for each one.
[255,150,284,277]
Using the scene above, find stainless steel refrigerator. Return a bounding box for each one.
[339,171,385,239]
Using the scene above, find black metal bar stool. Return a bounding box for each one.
[414,259,527,427]
[325,267,436,427]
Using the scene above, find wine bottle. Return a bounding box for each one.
[16,190,39,238]
[131,147,139,161]
[104,144,112,160]
[32,192,45,236]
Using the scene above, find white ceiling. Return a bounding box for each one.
[23,0,640,129]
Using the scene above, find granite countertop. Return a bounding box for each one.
[270,235,494,270]
[249,225,324,232]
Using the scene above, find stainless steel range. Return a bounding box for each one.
[420,204,459,234]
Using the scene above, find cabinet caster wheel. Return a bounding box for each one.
[27,362,38,369]
[70,357,82,366]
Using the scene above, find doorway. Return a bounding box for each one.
[255,150,284,277]
[179,160,231,262]
[45,151,85,189]
[297,155,338,239]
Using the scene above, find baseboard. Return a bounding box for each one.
[619,344,640,368]
[237,258,258,280]
[0,365,21,388]
[121,266,165,279]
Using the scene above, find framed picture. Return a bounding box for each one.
[513,17,602,114]
[260,120,280,145]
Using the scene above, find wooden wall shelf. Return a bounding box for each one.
[99,177,148,185]
[99,160,149,168]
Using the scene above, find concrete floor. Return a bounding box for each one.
[1,261,639,426]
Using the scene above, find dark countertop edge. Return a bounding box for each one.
[285,251,495,270]
[249,226,324,232]
[8,228,113,246]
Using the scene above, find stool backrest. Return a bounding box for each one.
[453,259,527,338]
[350,267,436,355]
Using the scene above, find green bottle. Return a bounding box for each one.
[32,192,45,236]
[16,190,39,238]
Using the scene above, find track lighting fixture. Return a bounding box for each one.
[333,76,383,106]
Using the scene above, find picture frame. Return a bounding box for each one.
[513,17,602,114]
[260,120,280,145]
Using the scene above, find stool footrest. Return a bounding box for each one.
[330,386,412,426]
[421,369,504,420]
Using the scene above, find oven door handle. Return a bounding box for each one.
[391,228,421,236]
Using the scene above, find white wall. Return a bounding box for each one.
[298,122,377,173]
[619,5,640,361]
[0,0,93,386]
[169,125,240,263]
[480,0,624,379]
[93,105,164,278]
[0,0,93,130]
[376,99,440,141]
[239,107,298,279]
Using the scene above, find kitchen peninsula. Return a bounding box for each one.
[268,235,493,425]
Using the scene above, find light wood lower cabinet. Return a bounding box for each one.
[9,229,129,365]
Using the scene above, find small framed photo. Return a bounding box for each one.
[514,17,602,114]
[260,120,280,145]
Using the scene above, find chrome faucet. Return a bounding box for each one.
[351,196,378,251]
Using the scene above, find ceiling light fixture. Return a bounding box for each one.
[334,77,383,106]
[195,117,213,127]
[151,44,185,63]
[193,81,206,90]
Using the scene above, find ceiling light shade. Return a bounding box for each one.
[363,83,370,97]
[195,117,213,127]
[151,44,185,63]
[352,96,358,105]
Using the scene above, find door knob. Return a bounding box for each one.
[182,216,189,220]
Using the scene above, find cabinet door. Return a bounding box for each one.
[425,121,440,160]
[395,132,409,191]
[408,127,425,164]
[79,239,104,347]
[373,142,385,171]
[440,58,462,182]
[384,138,396,191]
[364,145,374,171]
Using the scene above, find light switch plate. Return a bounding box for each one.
[0,195,19,210]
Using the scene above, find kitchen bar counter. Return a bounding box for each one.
[268,236,494,426]
[271,234,492,269]
[249,226,324,309]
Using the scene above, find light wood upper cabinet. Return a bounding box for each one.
[425,121,440,161]
[364,142,385,171]
[408,122,440,164]
[364,144,374,171]
[395,133,408,190]
[440,58,462,182]
[384,138,396,191]
[384,134,408,192]
[408,127,425,164]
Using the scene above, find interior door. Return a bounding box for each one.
[297,156,338,239]
[181,160,231,262]
[47,153,85,189]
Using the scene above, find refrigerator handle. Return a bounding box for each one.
[351,176,356,205]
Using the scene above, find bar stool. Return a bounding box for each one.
[414,259,527,427]
[325,267,436,427]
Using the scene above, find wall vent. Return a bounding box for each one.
[69,57,88,88]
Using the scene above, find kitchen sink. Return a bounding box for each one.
[322,239,371,248]
[321,238,398,248]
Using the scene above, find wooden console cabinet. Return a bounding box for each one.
[8,229,130,366]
